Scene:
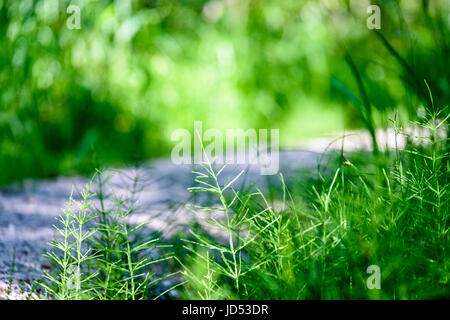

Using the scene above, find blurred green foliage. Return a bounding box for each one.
[1,0,448,185]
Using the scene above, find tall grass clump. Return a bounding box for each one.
[179,101,448,299]
[41,170,176,300]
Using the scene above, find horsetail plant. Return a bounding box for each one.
[41,179,98,299]
[41,170,177,300]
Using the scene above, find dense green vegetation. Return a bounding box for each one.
[180,115,449,299]
[41,102,448,299]
[1,0,448,185]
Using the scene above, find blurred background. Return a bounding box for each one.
[0,0,448,185]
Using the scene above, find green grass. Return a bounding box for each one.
[41,170,179,300]
[41,102,449,300]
